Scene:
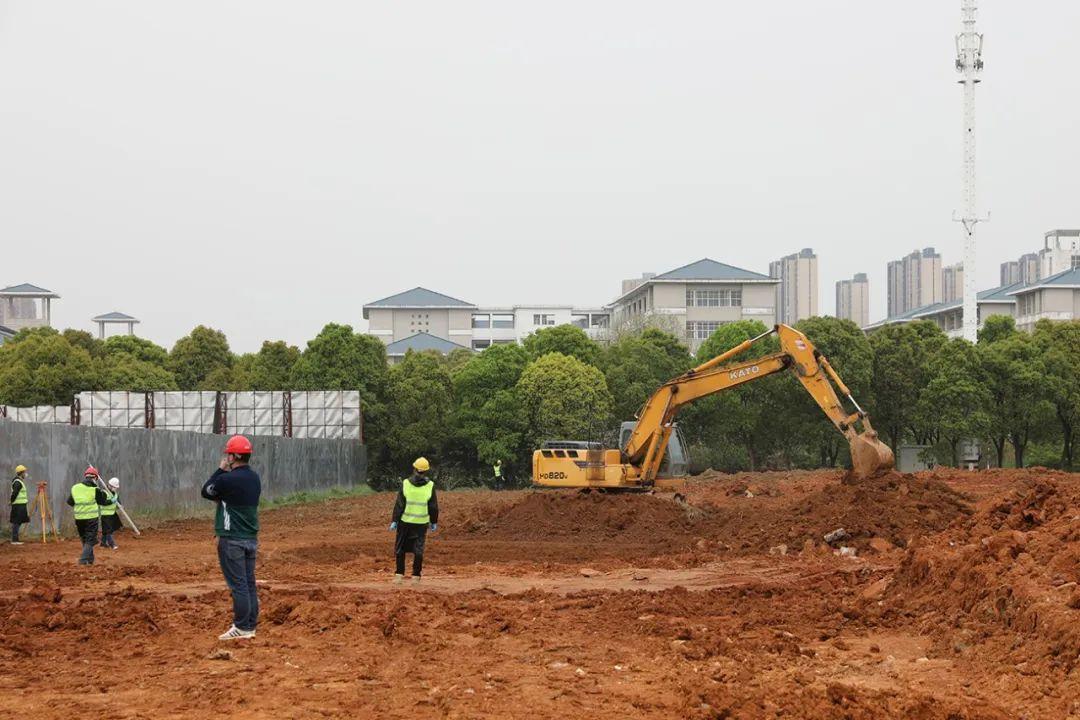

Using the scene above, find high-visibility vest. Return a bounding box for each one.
[401,479,434,525]
[101,490,118,517]
[493,463,502,478]
[71,483,99,521]
[11,478,27,505]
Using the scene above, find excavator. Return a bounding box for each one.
[532,324,894,491]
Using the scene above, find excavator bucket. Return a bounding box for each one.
[848,431,895,479]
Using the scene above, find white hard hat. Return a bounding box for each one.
[108,477,120,489]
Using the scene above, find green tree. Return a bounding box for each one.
[247,340,300,390]
[980,333,1052,467]
[1033,320,1080,468]
[978,314,1017,345]
[62,329,106,358]
[383,351,455,470]
[0,330,99,405]
[522,325,601,366]
[168,326,232,390]
[600,335,689,422]
[638,328,694,370]
[794,316,874,467]
[917,339,990,466]
[451,344,530,468]
[98,355,179,391]
[104,335,169,366]
[516,352,613,448]
[868,321,946,452]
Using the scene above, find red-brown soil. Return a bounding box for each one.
[1,468,1078,719]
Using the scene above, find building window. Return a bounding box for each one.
[472,339,491,350]
[571,313,589,329]
[686,320,726,340]
[1072,255,1080,270]
[533,314,555,326]
[492,339,515,345]
[590,314,609,328]
[472,313,490,329]
[685,288,742,307]
[492,314,514,329]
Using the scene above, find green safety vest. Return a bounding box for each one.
[493,463,502,478]
[11,478,27,505]
[71,483,99,521]
[401,479,434,525]
[101,490,118,517]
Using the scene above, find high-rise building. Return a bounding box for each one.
[942,262,964,303]
[769,248,818,325]
[835,273,870,328]
[1000,253,1039,286]
[886,248,943,317]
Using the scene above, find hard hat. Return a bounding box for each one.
[413,457,430,473]
[84,465,99,477]
[15,465,27,474]
[224,435,253,455]
[108,477,120,489]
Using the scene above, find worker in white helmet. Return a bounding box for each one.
[98,477,122,550]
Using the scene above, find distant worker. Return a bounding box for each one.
[492,460,503,490]
[10,465,29,545]
[201,435,262,641]
[389,457,439,585]
[67,467,109,565]
[99,477,122,550]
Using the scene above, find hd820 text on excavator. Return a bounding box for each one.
[532,324,894,492]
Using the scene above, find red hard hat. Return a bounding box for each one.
[224,435,253,455]
[84,466,99,477]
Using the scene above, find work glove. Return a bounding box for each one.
[430,523,438,533]
[389,522,398,531]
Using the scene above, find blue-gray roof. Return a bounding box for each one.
[0,325,15,337]
[654,258,774,282]
[1009,267,1080,295]
[363,287,475,318]
[384,332,471,357]
[0,283,58,297]
[864,281,1024,330]
[92,311,139,322]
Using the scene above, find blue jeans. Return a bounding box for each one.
[217,537,259,631]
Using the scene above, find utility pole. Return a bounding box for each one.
[955,0,984,343]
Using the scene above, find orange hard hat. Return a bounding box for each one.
[84,466,99,477]
[224,435,253,455]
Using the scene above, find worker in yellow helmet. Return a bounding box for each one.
[388,457,439,585]
[10,465,29,545]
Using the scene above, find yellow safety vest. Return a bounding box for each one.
[11,478,27,505]
[101,490,117,517]
[71,483,99,521]
[401,479,433,525]
[493,463,502,478]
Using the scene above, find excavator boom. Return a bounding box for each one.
[532,324,894,490]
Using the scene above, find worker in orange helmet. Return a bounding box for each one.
[67,466,110,565]
[389,457,439,585]
[201,435,262,641]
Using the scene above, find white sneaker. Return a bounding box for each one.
[11,541,23,546]
[392,574,404,585]
[411,575,421,585]
[218,625,255,641]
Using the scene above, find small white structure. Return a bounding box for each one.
[0,283,58,330]
[92,311,140,339]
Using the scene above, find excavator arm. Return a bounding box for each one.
[623,324,894,481]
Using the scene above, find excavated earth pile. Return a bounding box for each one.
[1,468,1078,719]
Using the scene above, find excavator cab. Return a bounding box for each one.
[619,421,689,478]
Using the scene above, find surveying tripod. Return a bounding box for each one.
[26,481,61,543]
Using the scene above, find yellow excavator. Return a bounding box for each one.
[532,324,894,491]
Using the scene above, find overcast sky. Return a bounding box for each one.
[1,2,1077,352]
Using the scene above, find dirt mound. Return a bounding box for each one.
[457,491,705,545]
[881,474,1080,684]
[705,471,972,554]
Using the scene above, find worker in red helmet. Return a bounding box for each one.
[67,466,110,565]
[201,435,262,641]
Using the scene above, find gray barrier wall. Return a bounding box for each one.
[0,422,366,533]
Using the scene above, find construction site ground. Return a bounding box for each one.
[2,468,1079,719]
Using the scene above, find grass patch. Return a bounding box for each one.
[265,484,375,508]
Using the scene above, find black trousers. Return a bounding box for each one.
[394,523,428,576]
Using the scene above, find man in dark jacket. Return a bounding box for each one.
[67,466,111,565]
[389,457,439,585]
[10,464,30,545]
[201,435,261,641]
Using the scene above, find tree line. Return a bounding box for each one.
[1,315,1077,482]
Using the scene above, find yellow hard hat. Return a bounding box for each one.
[412,457,430,473]
[15,465,27,474]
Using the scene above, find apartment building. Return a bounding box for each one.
[769,248,818,325]
[886,248,942,318]
[1000,253,1039,286]
[611,258,778,351]
[941,263,964,304]
[1009,267,1080,332]
[835,273,870,328]
[865,281,1023,338]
